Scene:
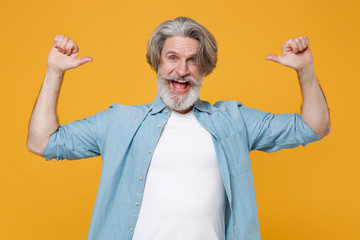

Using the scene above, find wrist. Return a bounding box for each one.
[44,68,65,87]
[297,64,314,76]
[297,64,317,89]
[46,67,65,78]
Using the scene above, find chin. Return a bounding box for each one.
[157,77,201,112]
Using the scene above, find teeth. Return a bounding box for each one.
[173,80,187,83]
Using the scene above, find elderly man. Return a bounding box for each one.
[27,17,330,240]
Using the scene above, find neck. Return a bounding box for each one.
[172,106,193,114]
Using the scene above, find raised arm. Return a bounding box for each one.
[27,35,93,155]
[265,36,330,139]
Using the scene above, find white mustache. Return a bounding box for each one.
[159,73,202,87]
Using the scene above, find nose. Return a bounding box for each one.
[175,60,189,78]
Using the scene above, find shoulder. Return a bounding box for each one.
[109,103,152,115]
[199,99,244,116]
[213,100,243,111]
[213,100,269,119]
[198,99,269,126]
[105,103,152,122]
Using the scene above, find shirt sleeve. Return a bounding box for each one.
[42,106,114,161]
[239,106,321,152]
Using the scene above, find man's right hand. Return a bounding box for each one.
[47,35,93,73]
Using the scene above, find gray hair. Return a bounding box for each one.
[146,17,218,76]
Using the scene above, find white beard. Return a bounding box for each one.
[157,71,202,112]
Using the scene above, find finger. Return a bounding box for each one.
[288,38,299,53]
[53,34,63,46]
[295,37,305,52]
[266,54,285,65]
[301,36,309,50]
[53,35,65,53]
[74,56,93,67]
[299,36,309,51]
[304,36,309,46]
[57,36,69,54]
[281,38,299,54]
[65,39,78,56]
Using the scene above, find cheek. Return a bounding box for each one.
[159,63,175,76]
[189,67,201,80]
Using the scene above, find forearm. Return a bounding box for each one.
[298,65,330,138]
[27,68,64,155]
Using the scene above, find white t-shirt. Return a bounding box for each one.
[132,110,226,240]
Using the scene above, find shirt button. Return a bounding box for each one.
[148,149,152,154]
[136,202,140,206]
[157,125,161,129]
[164,109,169,113]
[129,227,133,231]
[140,176,144,180]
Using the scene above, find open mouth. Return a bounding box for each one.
[170,80,190,94]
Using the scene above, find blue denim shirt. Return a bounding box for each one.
[42,94,320,240]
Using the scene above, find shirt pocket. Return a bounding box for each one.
[220,133,251,177]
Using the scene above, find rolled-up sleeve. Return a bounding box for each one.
[240,106,321,152]
[42,106,114,161]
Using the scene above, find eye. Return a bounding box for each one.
[188,58,196,63]
[169,55,177,61]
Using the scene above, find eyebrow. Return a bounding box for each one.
[165,50,197,58]
[166,50,179,55]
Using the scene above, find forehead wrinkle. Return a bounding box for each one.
[162,37,199,57]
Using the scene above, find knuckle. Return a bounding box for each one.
[66,41,74,49]
[54,34,62,43]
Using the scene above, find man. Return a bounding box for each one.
[27,17,330,240]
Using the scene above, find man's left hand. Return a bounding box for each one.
[266,36,313,71]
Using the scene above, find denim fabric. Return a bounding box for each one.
[42,94,320,240]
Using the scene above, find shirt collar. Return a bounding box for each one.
[193,98,211,113]
[150,94,167,115]
[150,93,212,115]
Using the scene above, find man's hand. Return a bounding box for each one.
[264,36,330,138]
[47,35,93,74]
[266,36,313,71]
[27,35,93,155]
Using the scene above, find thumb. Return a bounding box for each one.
[74,56,93,67]
[265,54,285,65]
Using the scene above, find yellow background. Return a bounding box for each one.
[1,0,359,239]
